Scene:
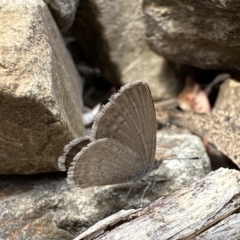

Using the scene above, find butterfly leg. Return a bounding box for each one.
[140,179,151,206]
[151,178,157,193]
[151,176,171,194]
[124,184,135,202]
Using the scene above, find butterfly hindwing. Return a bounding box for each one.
[58,136,92,171]
[67,138,148,188]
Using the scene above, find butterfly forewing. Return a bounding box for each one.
[91,81,157,169]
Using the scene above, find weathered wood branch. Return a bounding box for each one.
[74,168,240,240]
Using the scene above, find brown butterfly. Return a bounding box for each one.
[58,80,157,188]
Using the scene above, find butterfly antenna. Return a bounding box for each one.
[155,156,200,170]
[162,157,200,161]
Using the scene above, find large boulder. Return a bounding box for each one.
[143,0,240,70]
[0,0,84,174]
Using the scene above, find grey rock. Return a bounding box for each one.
[72,0,182,100]
[0,130,210,239]
[0,0,84,174]
[44,0,80,32]
[143,0,240,70]
[215,78,240,112]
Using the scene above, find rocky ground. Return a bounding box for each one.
[1,0,240,239]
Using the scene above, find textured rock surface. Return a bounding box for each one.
[214,78,240,112]
[143,0,240,70]
[44,0,80,32]
[0,0,84,174]
[72,0,182,100]
[0,130,210,239]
